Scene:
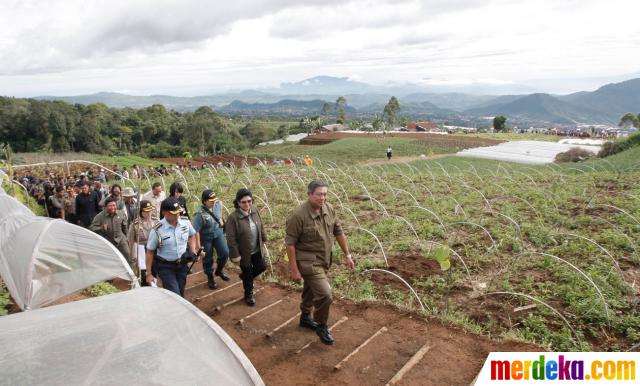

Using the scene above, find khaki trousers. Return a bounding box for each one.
[297,260,332,325]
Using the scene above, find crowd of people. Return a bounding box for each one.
[10,165,351,345]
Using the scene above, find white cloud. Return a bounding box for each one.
[0,0,639,96]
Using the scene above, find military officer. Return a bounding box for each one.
[90,196,131,261]
[193,189,230,289]
[145,197,199,296]
[285,180,355,345]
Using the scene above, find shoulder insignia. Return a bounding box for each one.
[153,223,162,230]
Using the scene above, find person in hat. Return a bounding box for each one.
[145,197,200,296]
[225,188,267,306]
[193,189,230,289]
[121,186,137,226]
[128,200,158,286]
[90,196,131,262]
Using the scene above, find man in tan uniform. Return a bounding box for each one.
[285,180,355,345]
[90,196,131,262]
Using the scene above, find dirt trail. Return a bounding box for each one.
[185,263,542,386]
[359,154,451,167]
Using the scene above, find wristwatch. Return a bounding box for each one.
[345,253,353,259]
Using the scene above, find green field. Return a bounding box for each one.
[251,137,463,163]
[4,139,639,352]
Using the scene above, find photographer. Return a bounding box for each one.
[145,197,201,296]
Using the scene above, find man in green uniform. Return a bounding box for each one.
[285,180,355,345]
[90,196,131,262]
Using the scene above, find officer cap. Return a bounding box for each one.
[140,200,154,212]
[201,189,218,203]
[160,197,182,215]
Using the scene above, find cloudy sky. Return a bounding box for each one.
[1,0,639,96]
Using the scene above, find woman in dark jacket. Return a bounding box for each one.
[169,181,190,219]
[225,188,267,306]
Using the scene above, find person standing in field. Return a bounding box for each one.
[142,182,165,219]
[193,189,230,289]
[128,200,157,286]
[386,146,393,160]
[90,196,131,262]
[75,182,101,227]
[285,180,355,345]
[169,182,190,220]
[145,197,200,296]
[225,189,267,306]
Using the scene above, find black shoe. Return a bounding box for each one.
[215,270,230,281]
[244,293,255,306]
[316,324,335,345]
[299,314,319,330]
[207,274,217,289]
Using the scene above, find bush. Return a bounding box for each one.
[555,147,594,163]
[0,281,12,315]
[598,131,640,157]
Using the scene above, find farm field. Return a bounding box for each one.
[122,143,640,353]
[3,137,639,384]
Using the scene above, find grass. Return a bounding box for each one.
[252,137,460,163]
[4,137,640,352]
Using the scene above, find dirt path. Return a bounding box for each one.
[185,263,542,386]
[359,154,451,167]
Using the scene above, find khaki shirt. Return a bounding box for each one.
[89,210,128,245]
[285,201,343,267]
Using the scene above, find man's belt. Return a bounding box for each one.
[155,255,184,265]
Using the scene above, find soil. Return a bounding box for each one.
[298,132,504,147]
[182,261,543,386]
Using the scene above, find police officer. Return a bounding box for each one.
[90,196,131,262]
[193,189,230,289]
[285,180,355,345]
[145,197,200,296]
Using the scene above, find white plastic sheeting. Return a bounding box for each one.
[0,287,265,385]
[457,140,601,164]
[0,192,138,310]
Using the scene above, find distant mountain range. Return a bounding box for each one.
[33,76,640,126]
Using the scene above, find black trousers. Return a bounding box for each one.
[241,251,267,295]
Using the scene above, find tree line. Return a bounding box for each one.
[0,97,293,156]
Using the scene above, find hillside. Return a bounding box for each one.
[464,93,612,124]
[561,78,640,121]
[218,99,357,115]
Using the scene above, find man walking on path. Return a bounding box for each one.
[285,180,355,345]
[90,196,131,262]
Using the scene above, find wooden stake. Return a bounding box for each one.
[334,326,388,371]
[215,287,263,312]
[295,316,349,354]
[238,298,285,325]
[266,312,301,338]
[385,342,431,385]
[192,281,240,302]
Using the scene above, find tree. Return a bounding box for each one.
[383,96,401,127]
[493,115,507,132]
[335,96,347,124]
[320,102,332,117]
[239,121,275,147]
[619,112,640,128]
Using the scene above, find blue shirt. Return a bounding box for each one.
[192,203,223,237]
[147,217,196,261]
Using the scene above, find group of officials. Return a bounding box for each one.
[87,179,353,346]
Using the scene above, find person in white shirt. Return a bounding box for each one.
[142,182,165,219]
